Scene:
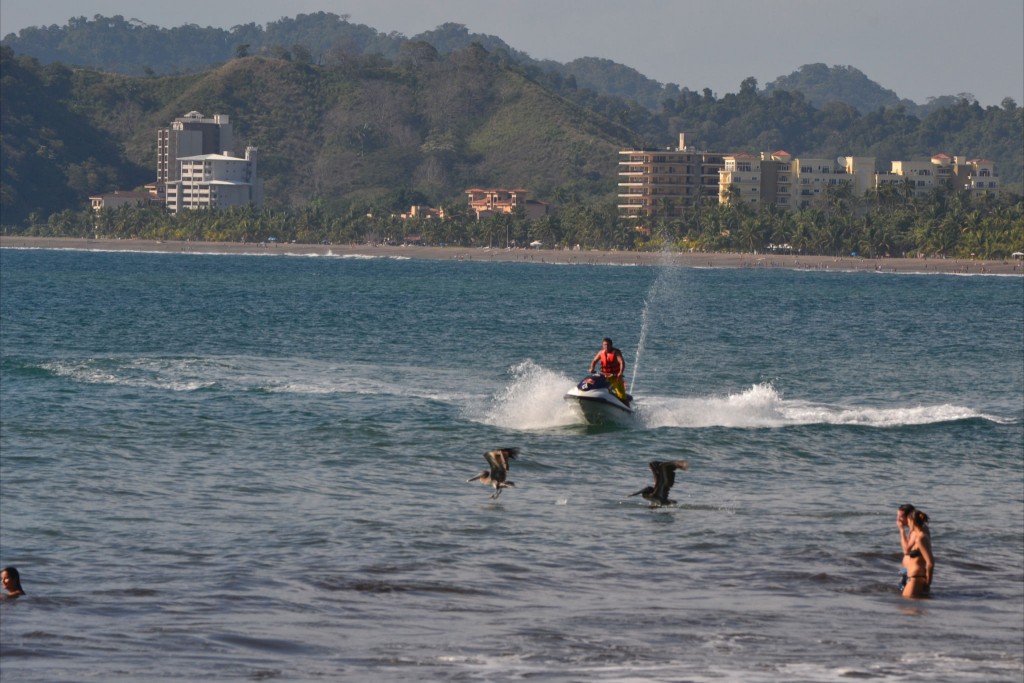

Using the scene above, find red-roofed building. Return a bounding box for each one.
[465,188,549,220]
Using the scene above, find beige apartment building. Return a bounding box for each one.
[618,134,725,219]
[876,159,939,200]
[958,158,999,192]
[621,134,1000,217]
[717,150,875,210]
[776,155,875,209]
[718,151,796,209]
[876,154,999,199]
[718,153,762,208]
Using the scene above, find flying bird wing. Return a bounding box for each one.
[484,447,519,482]
[650,460,688,502]
[649,461,669,501]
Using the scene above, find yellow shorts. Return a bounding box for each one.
[606,375,626,401]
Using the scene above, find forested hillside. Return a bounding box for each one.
[765,64,903,112]
[7,13,1014,117]
[2,3,1023,268]
[0,48,150,224]
[0,44,634,225]
[3,35,1022,229]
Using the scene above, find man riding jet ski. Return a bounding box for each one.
[589,337,629,404]
[563,337,634,425]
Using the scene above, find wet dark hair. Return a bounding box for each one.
[2,566,22,589]
[898,503,915,515]
[602,337,613,345]
[909,509,929,527]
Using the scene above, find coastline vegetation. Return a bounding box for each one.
[16,183,1022,260]
[2,18,1021,259]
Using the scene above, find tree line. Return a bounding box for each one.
[17,183,1022,260]
[5,14,1021,190]
[2,29,1021,251]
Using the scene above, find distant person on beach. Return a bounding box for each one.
[589,337,628,402]
[1,566,25,598]
[896,505,934,598]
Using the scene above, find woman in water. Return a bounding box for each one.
[1,566,25,598]
[896,505,934,598]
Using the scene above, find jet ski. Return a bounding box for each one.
[563,374,634,425]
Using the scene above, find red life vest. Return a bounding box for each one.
[598,349,622,375]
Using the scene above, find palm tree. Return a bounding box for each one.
[737,215,764,253]
[790,211,816,254]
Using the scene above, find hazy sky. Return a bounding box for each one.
[2,0,1021,107]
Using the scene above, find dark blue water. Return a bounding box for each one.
[2,248,1022,682]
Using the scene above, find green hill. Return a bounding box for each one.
[761,63,1003,120]
[763,64,913,114]
[0,45,634,224]
[9,13,1008,116]
[0,48,150,225]
[2,32,1021,229]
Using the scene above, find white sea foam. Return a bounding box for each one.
[39,356,1004,430]
[638,382,996,429]
[336,253,411,261]
[42,358,218,391]
[39,355,488,408]
[471,364,1002,431]
[475,359,580,430]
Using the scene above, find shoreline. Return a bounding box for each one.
[2,236,1022,275]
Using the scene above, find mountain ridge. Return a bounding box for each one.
[1,16,1021,227]
[2,13,1009,116]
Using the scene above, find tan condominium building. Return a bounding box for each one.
[618,134,725,219]
[157,111,233,198]
[622,134,999,217]
[718,151,873,210]
[786,155,877,209]
[949,156,998,193]
[165,147,263,214]
[876,154,999,199]
[718,151,801,210]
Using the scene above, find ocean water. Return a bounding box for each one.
[1,247,1022,682]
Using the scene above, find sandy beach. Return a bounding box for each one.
[2,236,1021,275]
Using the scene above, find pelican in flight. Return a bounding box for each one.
[629,460,689,506]
[467,448,520,498]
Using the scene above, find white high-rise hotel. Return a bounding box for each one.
[158,111,262,214]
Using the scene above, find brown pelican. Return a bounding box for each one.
[629,460,688,506]
[467,448,519,498]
